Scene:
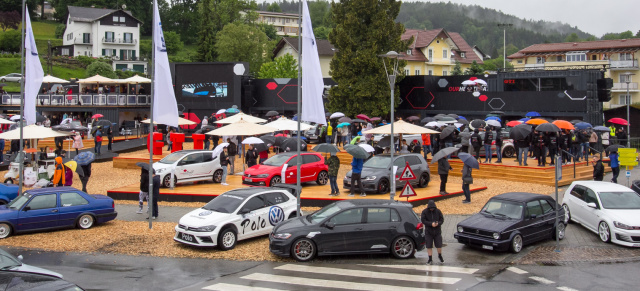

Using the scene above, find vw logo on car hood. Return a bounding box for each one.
[268,206,285,226]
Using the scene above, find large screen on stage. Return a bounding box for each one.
[172,62,246,113]
[181,82,228,98]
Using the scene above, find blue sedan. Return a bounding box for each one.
[0,183,19,205]
[0,187,118,238]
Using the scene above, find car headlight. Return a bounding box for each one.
[155,168,165,174]
[344,175,351,180]
[273,233,291,239]
[193,225,217,232]
[255,174,269,178]
[457,226,463,233]
[492,232,500,239]
[613,221,635,230]
[363,176,376,181]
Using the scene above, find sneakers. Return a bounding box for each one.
[348,194,355,197]
[360,193,366,197]
[462,200,470,204]
[439,191,448,195]
[438,254,445,263]
[427,258,433,265]
[136,208,143,214]
[145,216,157,220]
[221,183,229,186]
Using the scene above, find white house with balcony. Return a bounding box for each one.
[58,6,147,73]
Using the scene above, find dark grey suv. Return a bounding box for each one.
[344,154,430,194]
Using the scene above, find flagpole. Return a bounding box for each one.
[296,0,302,217]
[18,0,26,195]
[148,0,156,229]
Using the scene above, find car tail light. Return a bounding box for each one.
[416,223,424,230]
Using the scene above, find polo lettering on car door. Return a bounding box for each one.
[238,195,271,238]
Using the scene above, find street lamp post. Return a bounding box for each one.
[497,23,513,68]
[623,72,636,147]
[380,51,400,200]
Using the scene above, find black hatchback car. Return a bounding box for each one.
[269,199,426,261]
[454,192,566,253]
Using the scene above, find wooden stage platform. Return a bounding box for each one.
[106,175,487,207]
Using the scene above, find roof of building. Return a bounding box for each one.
[256,10,299,17]
[273,37,336,58]
[508,38,640,59]
[401,28,483,64]
[67,6,141,23]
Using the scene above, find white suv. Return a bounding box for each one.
[153,150,223,188]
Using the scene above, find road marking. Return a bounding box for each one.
[241,273,440,291]
[506,266,528,274]
[276,264,460,284]
[202,283,284,291]
[530,276,555,284]
[362,264,479,274]
[557,287,579,291]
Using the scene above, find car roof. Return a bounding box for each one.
[334,199,412,208]
[221,187,290,197]
[571,181,631,192]
[374,153,421,158]
[276,152,316,157]
[492,192,552,202]
[172,150,212,154]
[25,187,79,194]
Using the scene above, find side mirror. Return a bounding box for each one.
[17,255,23,261]
[23,206,30,211]
[586,202,597,209]
[238,208,250,215]
[324,221,335,229]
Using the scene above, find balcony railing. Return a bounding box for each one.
[102,37,137,45]
[612,82,639,91]
[2,94,150,106]
[73,38,92,45]
[610,60,638,69]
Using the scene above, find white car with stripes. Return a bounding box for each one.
[174,187,298,250]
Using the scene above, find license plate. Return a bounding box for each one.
[634,244,640,247]
[482,245,493,250]
[178,232,197,243]
[246,178,252,182]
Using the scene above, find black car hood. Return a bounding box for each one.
[458,213,519,232]
[274,215,316,233]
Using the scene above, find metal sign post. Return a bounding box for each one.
[554,155,561,252]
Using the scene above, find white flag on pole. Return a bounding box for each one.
[152,0,179,128]
[24,7,44,125]
[300,0,326,125]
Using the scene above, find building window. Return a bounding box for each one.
[517,60,523,64]
[105,31,114,42]
[61,48,70,56]
[460,52,465,58]
[102,49,116,57]
[620,74,632,83]
[123,33,133,43]
[536,57,546,64]
[404,69,409,75]
[286,18,290,23]
[428,70,433,75]
[556,56,563,62]
[428,49,433,60]
[566,52,586,62]
[443,49,448,59]
[620,52,633,61]
[415,69,420,75]
[619,94,631,105]
[67,33,72,40]
[406,50,412,55]
[442,70,447,76]
[119,49,136,60]
[82,33,90,44]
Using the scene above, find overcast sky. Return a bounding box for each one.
[418,0,639,37]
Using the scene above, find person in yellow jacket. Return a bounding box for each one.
[326,122,333,144]
[52,157,66,186]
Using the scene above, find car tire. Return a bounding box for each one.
[417,173,429,188]
[291,238,317,262]
[502,146,516,158]
[553,222,566,240]
[598,221,611,243]
[510,234,523,253]
[163,175,177,188]
[0,200,7,206]
[269,176,281,186]
[377,178,390,194]
[218,228,237,251]
[316,171,328,185]
[3,178,13,184]
[0,223,12,239]
[562,204,571,224]
[0,79,5,83]
[77,214,95,229]
[391,236,415,259]
[288,212,297,219]
[212,169,223,183]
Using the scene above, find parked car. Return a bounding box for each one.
[454,192,565,253]
[153,150,223,188]
[0,187,117,239]
[175,186,298,250]
[0,271,84,290]
[0,183,19,205]
[0,247,62,278]
[269,199,426,261]
[303,124,321,144]
[344,153,430,194]
[562,181,640,247]
[0,73,23,83]
[243,152,329,187]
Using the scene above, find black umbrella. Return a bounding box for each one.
[430,147,460,164]
[259,135,276,146]
[458,152,480,169]
[490,111,505,115]
[325,112,332,117]
[94,119,113,128]
[351,118,366,123]
[280,138,307,152]
[274,136,287,147]
[266,110,279,117]
[252,142,270,153]
[135,162,154,173]
[535,123,561,132]
[344,144,369,159]
[312,143,340,154]
[434,114,446,117]
[606,144,625,153]
[509,124,533,140]
[457,119,469,125]
[570,119,583,124]
[406,116,420,121]
[376,136,392,148]
[35,113,46,123]
[440,126,456,139]
[470,119,486,129]
[421,117,435,124]
[52,123,89,132]
[338,117,352,123]
[446,114,459,119]
[201,125,217,132]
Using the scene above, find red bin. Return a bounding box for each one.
[192,133,205,150]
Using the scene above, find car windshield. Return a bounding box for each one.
[263,155,291,167]
[159,152,188,164]
[481,199,523,219]
[0,249,21,269]
[363,156,391,169]
[7,193,30,210]
[202,194,246,214]
[308,202,344,223]
[598,191,640,209]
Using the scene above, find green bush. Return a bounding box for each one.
[76,55,95,67]
[55,24,66,39]
[86,61,117,78]
[0,30,21,53]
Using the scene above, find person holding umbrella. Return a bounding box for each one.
[421,133,432,159]
[483,126,494,163]
[609,149,620,183]
[72,132,83,156]
[470,128,482,162]
[459,128,470,153]
[592,156,604,181]
[226,138,237,175]
[106,125,113,151]
[52,157,66,187]
[495,128,503,163]
[245,144,258,168]
[220,145,230,186]
[94,126,103,155]
[349,155,365,197]
[325,152,340,196]
[437,153,452,195]
[75,152,95,193]
[457,152,477,203]
[534,132,547,167]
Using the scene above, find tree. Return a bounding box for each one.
[451,61,463,75]
[564,33,582,42]
[327,0,409,117]
[482,56,512,71]
[258,23,278,40]
[619,30,634,39]
[258,53,298,78]
[197,0,217,61]
[313,26,331,40]
[86,61,117,78]
[464,61,484,75]
[215,22,271,74]
[55,24,66,38]
[163,31,184,55]
[161,0,199,44]
[0,29,20,52]
[0,10,20,32]
[266,2,281,12]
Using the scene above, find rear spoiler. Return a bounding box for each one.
[272,183,302,197]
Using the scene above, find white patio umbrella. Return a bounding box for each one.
[264,117,313,131]
[42,75,69,84]
[78,74,117,84]
[216,109,226,115]
[123,75,151,83]
[206,120,276,136]
[486,120,501,127]
[330,112,345,119]
[0,124,72,140]
[9,115,21,121]
[0,118,15,125]
[141,117,197,126]
[214,112,267,124]
[242,137,264,144]
[363,120,440,135]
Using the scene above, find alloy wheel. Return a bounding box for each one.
[598,222,610,242]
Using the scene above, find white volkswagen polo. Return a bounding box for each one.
[174,186,298,250]
[562,181,640,247]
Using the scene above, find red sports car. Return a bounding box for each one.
[242,152,329,187]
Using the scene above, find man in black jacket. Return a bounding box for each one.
[421,200,445,264]
[137,168,150,214]
[592,156,604,181]
[227,138,237,174]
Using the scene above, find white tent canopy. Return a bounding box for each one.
[264,117,313,131]
[123,75,151,84]
[206,120,276,136]
[78,74,117,84]
[141,117,196,126]
[0,118,15,125]
[363,120,439,134]
[0,124,72,140]
[42,75,69,84]
[214,112,267,124]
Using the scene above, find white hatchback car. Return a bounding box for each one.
[562,181,640,247]
[153,150,223,188]
[174,186,298,250]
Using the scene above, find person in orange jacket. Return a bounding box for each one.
[421,133,432,160]
[52,157,66,186]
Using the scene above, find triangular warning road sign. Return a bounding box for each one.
[399,182,417,198]
[399,163,416,181]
